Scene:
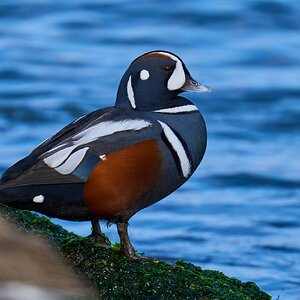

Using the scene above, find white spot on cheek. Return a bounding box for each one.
[140,69,150,80]
[127,76,136,108]
[33,195,44,203]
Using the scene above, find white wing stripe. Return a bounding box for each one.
[158,120,191,178]
[44,145,77,168]
[43,119,152,175]
[55,147,89,175]
[73,120,150,144]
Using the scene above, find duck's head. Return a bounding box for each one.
[115,50,211,111]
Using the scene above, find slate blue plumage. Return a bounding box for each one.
[0,51,210,259]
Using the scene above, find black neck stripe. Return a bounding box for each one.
[161,132,182,176]
[160,126,193,178]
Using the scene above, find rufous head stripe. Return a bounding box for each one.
[133,51,181,63]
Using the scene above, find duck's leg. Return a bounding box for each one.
[91,220,110,247]
[117,222,160,261]
[117,222,138,259]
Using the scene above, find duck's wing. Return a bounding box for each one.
[0,107,158,189]
[0,107,111,184]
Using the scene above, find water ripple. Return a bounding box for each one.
[206,173,300,189]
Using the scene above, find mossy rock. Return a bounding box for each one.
[0,204,271,300]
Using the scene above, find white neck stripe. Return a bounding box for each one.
[153,105,198,114]
[127,76,136,108]
[158,120,191,178]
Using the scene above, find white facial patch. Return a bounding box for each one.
[33,195,44,203]
[140,69,150,80]
[158,120,191,178]
[127,76,136,108]
[157,52,186,91]
[167,60,185,91]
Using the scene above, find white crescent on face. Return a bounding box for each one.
[157,52,186,91]
[126,52,186,108]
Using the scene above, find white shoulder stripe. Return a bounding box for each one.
[158,121,191,178]
[153,105,198,114]
[127,76,136,108]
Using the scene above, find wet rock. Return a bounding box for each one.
[0,205,271,300]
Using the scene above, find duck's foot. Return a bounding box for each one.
[90,220,110,248]
[126,254,160,262]
[117,222,160,262]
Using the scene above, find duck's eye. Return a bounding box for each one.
[162,66,172,72]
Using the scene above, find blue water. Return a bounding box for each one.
[0,1,299,298]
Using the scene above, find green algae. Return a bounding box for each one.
[0,204,271,300]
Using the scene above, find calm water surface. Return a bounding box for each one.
[0,1,300,299]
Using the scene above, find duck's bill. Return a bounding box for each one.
[181,75,212,93]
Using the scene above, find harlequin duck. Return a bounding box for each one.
[0,51,211,259]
